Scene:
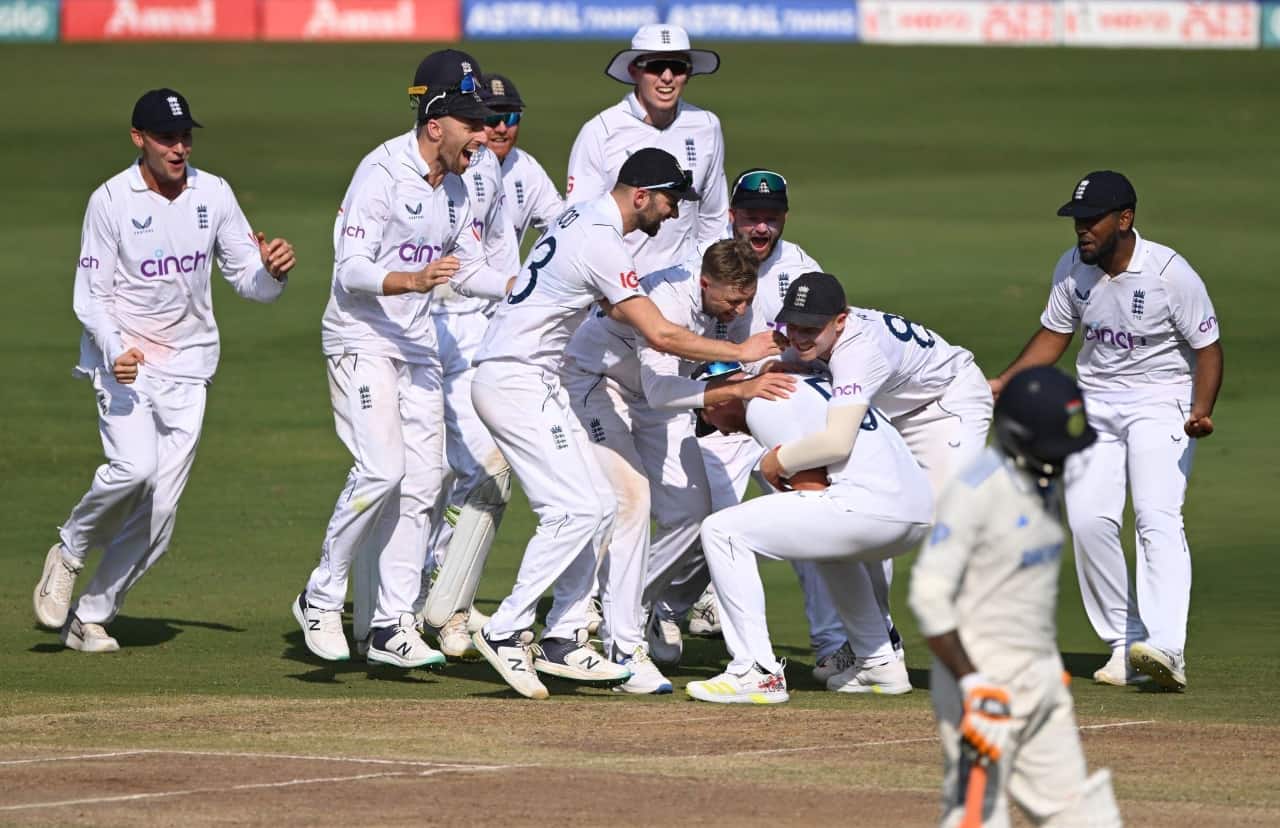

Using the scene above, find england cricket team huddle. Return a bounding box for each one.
[34,26,1224,827]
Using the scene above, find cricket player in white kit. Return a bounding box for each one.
[34,88,295,652]
[910,366,1122,827]
[686,363,933,704]
[990,171,1222,692]
[480,73,565,244]
[567,24,728,277]
[469,148,782,700]
[649,169,851,679]
[292,51,508,670]
[562,239,796,693]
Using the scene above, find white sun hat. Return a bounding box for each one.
[605,23,721,85]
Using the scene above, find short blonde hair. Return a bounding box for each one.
[701,238,759,290]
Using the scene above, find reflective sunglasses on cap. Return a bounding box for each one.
[634,56,692,76]
[484,112,522,128]
[640,168,694,193]
[733,170,788,197]
[408,66,481,114]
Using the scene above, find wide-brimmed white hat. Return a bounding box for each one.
[605,24,720,84]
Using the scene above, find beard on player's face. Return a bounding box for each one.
[1075,210,1129,266]
[437,116,487,175]
[731,208,786,261]
[484,121,518,163]
[635,190,676,237]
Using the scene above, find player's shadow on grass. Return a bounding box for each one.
[29,615,244,652]
[1062,651,1110,680]
[280,629,442,685]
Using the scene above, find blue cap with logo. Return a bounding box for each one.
[131,88,202,132]
[1057,170,1137,219]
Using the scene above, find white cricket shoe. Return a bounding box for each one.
[813,641,857,684]
[368,614,446,669]
[585,598,604,636]
[613,645,673,695]
[473,628,549,700]
[534,629,630,683]
[646,611,683,666]
[292,592,350,662]
[61,615,119,653]
[826,657,913,695]
[466,606,490,635]
[687,662,789,705]
[1093,648,1150,686]
[688,586,721,637]
[435,611,480,660]
[1129,642,1187,692]
[34,543,81,630]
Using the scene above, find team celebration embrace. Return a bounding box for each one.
[32,26,1224,828]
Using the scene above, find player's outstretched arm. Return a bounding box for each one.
[611,295,782,364]
[1186,340,1223,438]
[989,327,1073,399]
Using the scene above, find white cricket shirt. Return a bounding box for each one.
[72,162,286,384]
[474,194,644,374]
[501,147,565,244]
[909,448,1067,677]
[745,375,933,523]
[816,307,977,418]
[321,131,495,365]
[693,237,822,334]
[433,145,519,316]
[566,93,729,276]
[1040,229,1219,398]
[564,255,751,409]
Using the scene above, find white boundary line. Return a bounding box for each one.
[0,748,505,770]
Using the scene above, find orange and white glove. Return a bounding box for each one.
[959,673,1012,763]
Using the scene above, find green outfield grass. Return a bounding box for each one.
[0,42,1277,736]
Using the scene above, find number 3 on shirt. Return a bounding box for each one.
[508,237,555,305]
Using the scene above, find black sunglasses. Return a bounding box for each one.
[635,57,691,77]
[484,112,522,128]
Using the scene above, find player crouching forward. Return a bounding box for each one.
[909,367,1122,827]
[687,363,933,704]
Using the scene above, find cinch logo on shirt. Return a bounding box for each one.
[832,382,863,397]
[397,240,442,264]
[1198,316,1218,333]
[141,250,208,278]
[1084,324,1146,350]
[78,255,100,269]
[342,224,365,239]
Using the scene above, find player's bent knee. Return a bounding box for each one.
[107,455,159,492]
[1067,512,1118,544]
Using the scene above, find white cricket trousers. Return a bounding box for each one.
[472,360,615,641]
[932,657,1088,827]
[1065,391,1196,655]
[424,310,508,577]
[563,368,712,658]
[308,354,444,632]
[701,489,930,674]
[893,361,994,497]
[58,370,206,625]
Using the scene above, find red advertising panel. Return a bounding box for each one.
[859,0,1059,45]
[1063,0,1259,48]
[262,0,460,40]
[62,0,257,40]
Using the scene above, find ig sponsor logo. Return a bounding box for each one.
[1198,316,1218,334]
[1084,324,1146,350]
[140,249,208,278]
[398,239,441,264]
[832,382,863,397]
[619,270,639,289]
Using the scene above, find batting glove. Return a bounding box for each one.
[959,673,1012,763]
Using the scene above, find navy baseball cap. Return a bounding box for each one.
[1056,171,1137,219]
[409,49,495,122]
[481,73,524,113]
[775,272,847,328]
[131,88,202,132]
[731,168,788,211]
[617,148,700,201]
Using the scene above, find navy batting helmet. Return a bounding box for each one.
[994,366,1097,478]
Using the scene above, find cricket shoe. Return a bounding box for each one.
[1092,648,1151,686]
[687,662,789,705]
[466,606,490,635]
[61,614,119,653]
[292,592,350,662]
[367,614,446,669]
[646,611,683,666]
[535,629,630,684]
[473,628,549,700]
[826,656,913,695]
[613,645,673,695]
[688,586,722,637]
[34,543,82,629]
[1128,642,1187,692]
[585,598,604,636]
[434,610,480,660]
[812,641,857,685]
